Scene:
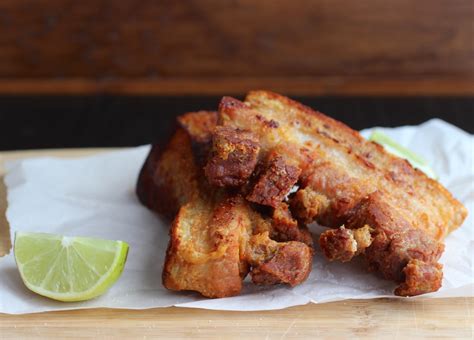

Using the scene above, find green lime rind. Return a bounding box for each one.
[14,232,129,302]
[369,130,438,180]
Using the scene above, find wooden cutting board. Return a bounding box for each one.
[0,149,472,339]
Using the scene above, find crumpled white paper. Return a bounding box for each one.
[0,119,472,314]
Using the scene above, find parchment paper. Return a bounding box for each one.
[0,119,472,314]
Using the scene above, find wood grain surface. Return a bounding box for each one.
[0,76,473,96]
[1,298,472,339]
[0,0,473,95]
[0,149,473,339]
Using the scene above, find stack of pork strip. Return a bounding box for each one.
[137,91,467,298]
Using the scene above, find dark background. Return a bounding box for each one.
[0,1,472,150]
[1,95,472,150]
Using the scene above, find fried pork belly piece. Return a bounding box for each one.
[205,126,260,187]
[138,111,313,298]
[177,110,218,144]
[164,197,313,298]
[271,203,313,246]
[163,194,313,298]
[395,259,443,296]
[136,128,201,219]
[319,225,373,262]
[214,91,467,296]
[246,152,301,207]
[136,110,218,218]
[248,203,313,248]
[245,232,312,286]
[163,195,249,298]
[219,91,466,238]
[289,187,330,224]
[178,111,218,167]
[342,192,445,285]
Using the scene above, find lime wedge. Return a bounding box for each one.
[14,232,129,302]
[369,130,438,179]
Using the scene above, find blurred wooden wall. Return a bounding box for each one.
[0,0,472,95]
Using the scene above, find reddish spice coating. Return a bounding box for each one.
[344,192,444,284]
[318,192,445,296]
[395,259,443,296]
[205,126,260,187]
[364,228,444,284]
[247,153,301,207]
[290,187,330,224]
[330,192,445,296]
[271,203,313,247]
[319,225,373,262]
[320,227,357,262]
[251,242,313,286]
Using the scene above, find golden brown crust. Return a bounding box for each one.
[336,192,445,296]
[289,187,330,224]
[162,195,248,298]
[344,191,445,283]
[177,110,218,144]
[271,203,313,247]
[136,129,200,219]
[242,90,467,239]
[319,225,373,263]
[394,259,443,297]
[246,152,301,208]
[215,90,467,296]
[136,111,218,219]
[250,242,312,287]
[205,126,260,187]
[163,193,314,298]
[138,110,315,298]
[139,90,467,298]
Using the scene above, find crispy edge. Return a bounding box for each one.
[136,111,217,219]
[177,111,218,144]
[136,129,198,219]
[163,195,314,298]
[320,192,445,296]
[204,126,260,187]
[218,91,457,295]
[162,195,248,298]
[245,232,313,287]
[247,152,301,208]
[245,90,467,238]
[319,225,373,263]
